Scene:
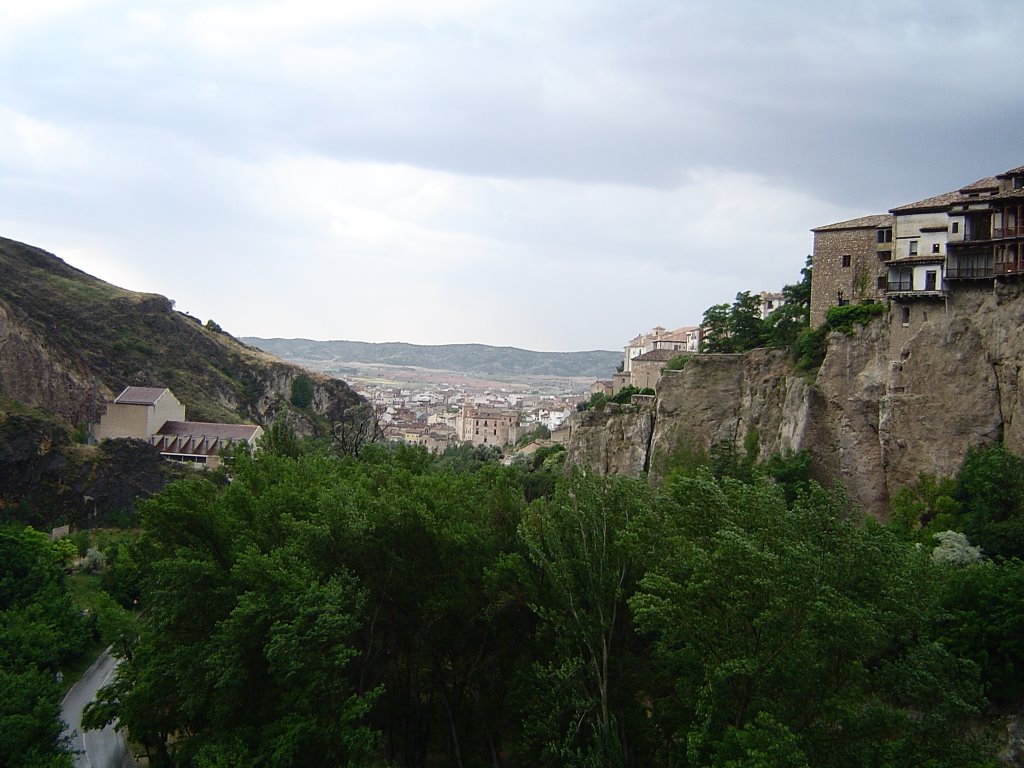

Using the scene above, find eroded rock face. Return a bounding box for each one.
[564,402,654,477]
[567,284,1024,519]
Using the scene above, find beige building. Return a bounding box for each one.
[94,386,185,442]
[95,386,263,468]
[629,349,678,390]
[456,405,518,447]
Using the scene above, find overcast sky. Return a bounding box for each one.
[1,1,1021,351]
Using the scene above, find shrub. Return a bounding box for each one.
[290,374,315,409]
[664,355,691,371]
[824,303,885,335]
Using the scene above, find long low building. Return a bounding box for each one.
[94,386,263,467]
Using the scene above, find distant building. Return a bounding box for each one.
[758,291,786,320]
[455,405,518,447]
[629,348,679,390]
[94,386,262,468]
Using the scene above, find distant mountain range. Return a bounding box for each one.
[244,338,621,380]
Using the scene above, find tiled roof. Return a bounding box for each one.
[157,421,261,442]
[812,214,892,232]
[991,188,1024,202]
[997,165,1024,178]
[632,349,680,363]
[889,190,964,213]
[959,176,999,192]
[114,386,169,406]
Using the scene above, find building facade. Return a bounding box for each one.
[810,214,893,327]
[94,386,262,467]
[811,164,1024,329]
[456,405,518,447]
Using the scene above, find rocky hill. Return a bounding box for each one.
[566,281,1024,519]
[0,235,362,433]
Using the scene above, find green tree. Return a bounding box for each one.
[955,442,1024,559]
[289,374,314,409]
[518,472,655,767]
[0,524,88,768]
[630,472,989,768]
[700,303,733,352]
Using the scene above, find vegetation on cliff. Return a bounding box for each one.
[0,235,361,429]
[699,256,812,355]
[81,433,1008,767]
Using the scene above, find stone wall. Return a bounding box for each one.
[811,223,890,327]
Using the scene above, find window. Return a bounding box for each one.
[878,250,891,261]
[902,306,911,325]
[877,227,893,243]
[932,243,941,254]
[925,270,937,291]
[877,275,887,290]
[841,254,852,268]
[909,241,918,256]
[952,222,959,233]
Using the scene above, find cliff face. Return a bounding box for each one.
[568,282,1024,519]
[0,236,363,435]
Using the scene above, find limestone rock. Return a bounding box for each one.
[567,285,1024,519]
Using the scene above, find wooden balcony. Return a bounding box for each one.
[993,226,1024,238]
[995,260,1024,275]
[946,264,994,279]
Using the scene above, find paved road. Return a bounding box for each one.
[61,650,136,768]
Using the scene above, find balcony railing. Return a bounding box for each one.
[994,226,1024,238]
[887,280,912,292]
[946,263,994,279]
[995,261,1024,275]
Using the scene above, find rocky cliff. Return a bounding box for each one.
[567,281,1024,519]
[0,236,364,435]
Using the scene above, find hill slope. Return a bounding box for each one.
[0,236,361,432]
[244,338,621,379]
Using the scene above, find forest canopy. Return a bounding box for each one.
[79,435,1010,768]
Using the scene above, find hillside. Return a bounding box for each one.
[0,235,362,432]
[244,337,621,380]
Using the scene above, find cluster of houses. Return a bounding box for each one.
[810,163,1024,337]
[360,385,578,451]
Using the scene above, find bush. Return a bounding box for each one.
[824,303,885,335]
[290,375,314,409]
[664,355,690,371]
[794,325,828,369]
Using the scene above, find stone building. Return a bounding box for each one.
[629,348,678,390]
[810,214,893,327]
[456,405,518,447]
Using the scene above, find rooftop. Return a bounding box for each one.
[156,421,261,442]
[811,214,892,232]
[114,386,170,406]
[632,348,681,363]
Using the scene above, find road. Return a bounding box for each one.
[61,649,137,768]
